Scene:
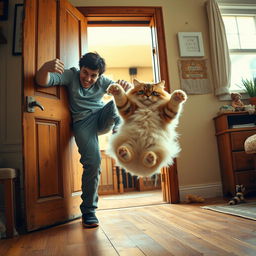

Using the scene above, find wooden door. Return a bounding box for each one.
[23,0,86,231]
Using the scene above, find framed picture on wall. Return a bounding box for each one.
[178,32,205,57]
[0,0,8,20]
[12,4,23,55]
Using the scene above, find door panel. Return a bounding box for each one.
[70,137,83,193]
[59,0,87,204]
[37,0,59,96]
[23,0,86,231]
[60,0,87,68]
[36,120,61,197]
[37,0,57,68]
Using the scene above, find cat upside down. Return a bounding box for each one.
[107,79,187,177]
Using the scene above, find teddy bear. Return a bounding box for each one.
[231,92,245,111]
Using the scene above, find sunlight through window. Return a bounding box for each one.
[87,26,154,83]
[222,15,256,92]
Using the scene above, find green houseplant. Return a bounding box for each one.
[240,77,256,105]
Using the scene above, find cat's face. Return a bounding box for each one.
[128,79,168,106]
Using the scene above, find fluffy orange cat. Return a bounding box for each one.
[107,79,187,177]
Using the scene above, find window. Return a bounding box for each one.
[220,5,256,92]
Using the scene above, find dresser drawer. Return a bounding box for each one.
[231,131,256,151]
[232,151,254,171]
[235,170,256,192]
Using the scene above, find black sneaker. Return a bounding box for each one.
[82,213,99,228]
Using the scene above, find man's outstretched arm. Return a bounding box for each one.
[35,58,64,86]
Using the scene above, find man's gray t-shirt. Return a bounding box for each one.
[47,67,114,123]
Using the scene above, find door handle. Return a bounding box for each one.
[26,96,44,112]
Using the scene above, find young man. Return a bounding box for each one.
[35,52,130,228]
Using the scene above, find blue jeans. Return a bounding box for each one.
[73,101,120,214]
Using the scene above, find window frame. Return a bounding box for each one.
[219,2,256,97]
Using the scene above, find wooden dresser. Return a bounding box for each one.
[214,112,256,196]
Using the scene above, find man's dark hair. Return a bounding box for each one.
[79,52,106,75]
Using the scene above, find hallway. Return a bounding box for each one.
[98,190,164,210]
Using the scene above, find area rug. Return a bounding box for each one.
[202,202,256,220]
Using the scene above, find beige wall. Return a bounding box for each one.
[0,0,237,197]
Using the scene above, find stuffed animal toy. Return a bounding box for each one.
[185,194,205,203]
[228,184,245,205]
[231,93,245,111]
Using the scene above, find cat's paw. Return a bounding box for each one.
[142,151,157,167]
[107,84,123,96]
[171,90,187,103]
[117,145,132,162]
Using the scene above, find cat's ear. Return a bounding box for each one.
[156,80,165,88]
[133,79,141,87]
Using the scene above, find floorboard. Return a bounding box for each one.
[1,197,256,256]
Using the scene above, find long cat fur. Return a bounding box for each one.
[107,79,187,177]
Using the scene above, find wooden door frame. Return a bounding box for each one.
[77,6,180,203]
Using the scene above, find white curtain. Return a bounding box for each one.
[206,0,231,96]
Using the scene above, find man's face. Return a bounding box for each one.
[79,67,99,88]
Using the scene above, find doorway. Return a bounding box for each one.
[77,5,180,205]
[86,25,162,209]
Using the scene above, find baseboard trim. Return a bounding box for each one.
[179,183,223,201]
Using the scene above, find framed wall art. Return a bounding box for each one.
[0,0,8,20]
[178,32,205,57]
[12,4,23,55]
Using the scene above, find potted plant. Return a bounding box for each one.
[240,77,256,105]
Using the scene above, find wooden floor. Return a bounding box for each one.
[98,190,164,210]
[1,197,256,256]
